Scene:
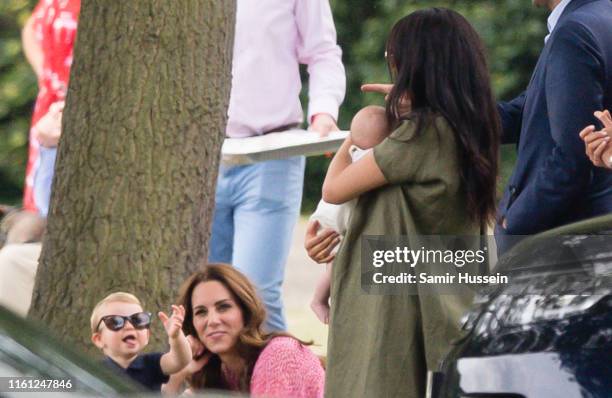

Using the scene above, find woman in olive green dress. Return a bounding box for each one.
[305,8,501,397]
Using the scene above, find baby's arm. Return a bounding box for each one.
[159,305,192,375]
[162,368,190,395]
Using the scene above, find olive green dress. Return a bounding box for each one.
[325,116,478,398]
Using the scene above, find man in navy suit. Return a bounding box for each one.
[495,0,612,254]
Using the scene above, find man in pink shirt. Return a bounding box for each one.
[208,0,345,331]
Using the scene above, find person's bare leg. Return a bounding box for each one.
[310,263,332,324]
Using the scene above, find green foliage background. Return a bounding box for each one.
[0,0,38,205]
[303,0,547,213]
[0,0,547,211]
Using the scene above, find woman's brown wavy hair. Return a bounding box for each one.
[385,8,501,224]
[177,263,309,391]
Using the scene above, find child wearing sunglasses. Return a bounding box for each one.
[90,292,191,391]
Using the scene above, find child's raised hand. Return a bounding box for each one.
[158,304,186,340]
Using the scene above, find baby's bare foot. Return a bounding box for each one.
[310,299,330,325]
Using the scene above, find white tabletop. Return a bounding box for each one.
[221,129,349,165]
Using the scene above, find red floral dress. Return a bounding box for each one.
[23,0,80,212]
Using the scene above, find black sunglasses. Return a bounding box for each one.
[96,312,152,331]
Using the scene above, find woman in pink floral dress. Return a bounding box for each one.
[165,263,325,398]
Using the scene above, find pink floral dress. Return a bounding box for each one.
[224,337,325,398]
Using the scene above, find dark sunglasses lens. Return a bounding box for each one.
[130,312,151,329]
[103,316,125,331]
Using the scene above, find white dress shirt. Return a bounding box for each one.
[545,0,573,42]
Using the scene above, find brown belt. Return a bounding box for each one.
[263,123,302,135]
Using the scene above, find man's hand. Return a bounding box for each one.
[595,110,612,168]
[579,110,612,169]
[309,113,339,137]
[159,304,186,340]
[361,83,393,98]
[35,101,64,148]
[361,83,411,115]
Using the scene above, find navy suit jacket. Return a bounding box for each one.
[496,0,612,250]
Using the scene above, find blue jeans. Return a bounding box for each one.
[208,156,305,331]
[33,147,57,217]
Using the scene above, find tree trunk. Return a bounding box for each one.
[29,0,235,354]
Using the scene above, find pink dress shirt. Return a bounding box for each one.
[227,0,346,138]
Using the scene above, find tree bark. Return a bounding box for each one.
[29,0,235,354]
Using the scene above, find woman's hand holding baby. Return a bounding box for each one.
[305,220,340,264]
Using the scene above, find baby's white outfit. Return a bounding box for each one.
[309,145,370,235]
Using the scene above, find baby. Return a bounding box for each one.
[90,292,191,391]
[310,105,390,323]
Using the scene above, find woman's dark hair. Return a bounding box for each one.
[177,263,311,391]
[385,8,500,224]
